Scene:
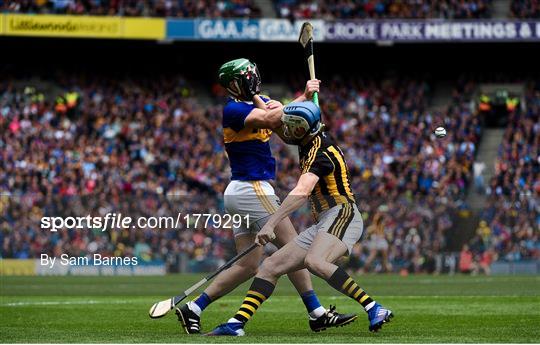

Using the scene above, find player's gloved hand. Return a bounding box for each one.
[255,224,276,246]
[304,79,321,100]
[241,67,261,100]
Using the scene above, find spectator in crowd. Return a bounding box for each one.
[458,244,475,273]
[363,210,392,273]
[473,161,486,194]
[478,247,496,274]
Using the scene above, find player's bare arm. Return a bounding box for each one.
[244,104,284,129]
[245,79,320,130]
[256,172,319,246]
[252,94,283,110]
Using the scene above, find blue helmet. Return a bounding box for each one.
[279,101,323,145]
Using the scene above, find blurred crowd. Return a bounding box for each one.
[461,82,540,272]
[0,0,261,17]
[510,0,540,18]
[1,72,537,274]
[290,76,481,273]
[1,0,500,19]
[0,73,234,269]
[276,0,492,19]
[7,0,540,20]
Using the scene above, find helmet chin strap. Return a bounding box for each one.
[299,123,325,146]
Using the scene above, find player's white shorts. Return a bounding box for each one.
[368,235,389,251]
[294,203,363,254]
[224,180,280,236]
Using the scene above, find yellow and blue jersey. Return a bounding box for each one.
[222,97,276,181]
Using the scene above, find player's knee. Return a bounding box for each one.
[258,256,282,279]
[304,254,325,277]
[237,261,258,277]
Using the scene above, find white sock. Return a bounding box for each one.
[365,301,376,312]
[187,301,202,316]
[309,306,326,319]
[227,317,243,324]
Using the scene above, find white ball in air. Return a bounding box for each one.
[434,127,447,138]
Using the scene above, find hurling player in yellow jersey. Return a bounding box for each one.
[207,102,393,336]
[176,59,356,334]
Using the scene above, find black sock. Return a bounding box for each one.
[327,267,375,310]
[233,277,275,323]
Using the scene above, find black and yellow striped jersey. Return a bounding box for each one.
[299,131,356,219]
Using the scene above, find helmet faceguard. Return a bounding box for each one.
[279,101,323,146]
[218,58,261,101]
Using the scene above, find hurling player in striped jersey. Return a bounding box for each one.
[175,59,356,335]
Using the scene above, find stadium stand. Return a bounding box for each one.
[307,77,482,273]
[467,82,540,267]
[0,0,262,17]
[510,0,540,18]
[4,70,520,274]
[0,73,234,271]
[275,0,493,19]
[0,0,498,18]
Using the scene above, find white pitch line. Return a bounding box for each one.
[2,294,533,307]
[326,295,530,299]
[1,300,132,307]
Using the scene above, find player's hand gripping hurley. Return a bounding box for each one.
[149,243,258,318]
[299,22,318,106]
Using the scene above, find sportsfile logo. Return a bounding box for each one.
[41,213,132,232]
[40,213,250,232]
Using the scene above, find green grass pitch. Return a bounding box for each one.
[1,274,539,343]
